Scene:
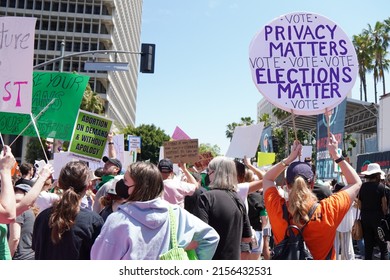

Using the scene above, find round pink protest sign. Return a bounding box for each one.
[249,12,358,115]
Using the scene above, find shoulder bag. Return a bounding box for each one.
[351,198,363,240]
[159,207,198,260]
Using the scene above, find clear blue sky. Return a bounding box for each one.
[136,0,390,154]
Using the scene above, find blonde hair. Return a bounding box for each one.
[287,176,318,226]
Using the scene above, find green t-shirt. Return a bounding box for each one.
[0,224,11,260]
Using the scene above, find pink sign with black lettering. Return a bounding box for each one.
[0,17,36,114]
[249,12,358,115]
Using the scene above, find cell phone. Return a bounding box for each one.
[34,160,46,175]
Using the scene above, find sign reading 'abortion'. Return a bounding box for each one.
[249,12,358,115]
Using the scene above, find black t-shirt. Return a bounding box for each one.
[247,191,264,231]
[193,189,252,260]
[32,207,104,260]
[359,181,387,214]
[184,187,205,214]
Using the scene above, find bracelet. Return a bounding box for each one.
[335,156,345,163]
[281,159,289,167]
[108,142,114,145]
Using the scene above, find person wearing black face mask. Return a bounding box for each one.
[98,178,128,222]
[91,161,219,260]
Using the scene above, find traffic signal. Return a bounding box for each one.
[140,43,155,73]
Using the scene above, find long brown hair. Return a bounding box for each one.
[287,177,318,227]
[126,161,164,202]
[49,161,90,244]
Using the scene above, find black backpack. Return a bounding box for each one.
[271,202,320,260]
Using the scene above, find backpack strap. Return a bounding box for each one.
[282,202,333,259]
[281,202,319,228]
[301,202,319,231]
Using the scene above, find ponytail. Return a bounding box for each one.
[49,187,82,244]
[287,176,317,227]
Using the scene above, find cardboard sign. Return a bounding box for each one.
[0,72,90,140]
[68,110,113,160]
[249,12,358,115]
[163,139,199,163]
[0,17,36,114]
[225,123,264,159]
[194,151,214,171]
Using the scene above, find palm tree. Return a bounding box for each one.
[80,83,105,114]
[225,117,255,141]
[353,33,373,102]
[364,21,389,102]
[258,113,271,127]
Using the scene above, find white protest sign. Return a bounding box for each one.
[249,12,358,115]
[225,123,264,158]
[0,17,36,114]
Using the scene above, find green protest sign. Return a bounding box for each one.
[68,110,113,160]
[0,72,89,140]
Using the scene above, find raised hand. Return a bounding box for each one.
[0,146,16,171]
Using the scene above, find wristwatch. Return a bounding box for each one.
[108,142,114,145]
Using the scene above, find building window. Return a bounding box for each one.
[85,5,92,14]
[58,21,66,31]
[77,4,84,13]
[75,23,82,32]
[82,43,89,51]
[17,0,25,9]
[48,41,55,51]
[67,22,74,32]
[65,41,72,52]
[43,1,50,11]
[52,2,59,11]
[60,3,67,12]
[94,5,101,15]
[83,24,91,33]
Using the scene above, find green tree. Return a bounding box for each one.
[258,113,271,127]
[80,83,105,114]
[199,143,221,157]
[342,133,357,157]
[225,117,255,141]
[353,32,373,101]
[25,138,51,164]
[120,124,170,164]
[364,21,389,103]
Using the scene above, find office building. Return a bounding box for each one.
[0,0,143,160]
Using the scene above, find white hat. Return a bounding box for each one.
[361,163,385,178]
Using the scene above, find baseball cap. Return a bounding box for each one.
[102,156,122,171]
[286,161,314,185]
[158,159,173,173]
[14,183,32,193]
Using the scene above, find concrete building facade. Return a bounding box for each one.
[0,0,143,160]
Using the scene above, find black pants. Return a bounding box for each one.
[361,213,389,260]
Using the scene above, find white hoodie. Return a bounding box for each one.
[91,197,219,260]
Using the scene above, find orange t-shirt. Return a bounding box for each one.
[264,187,351,260]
